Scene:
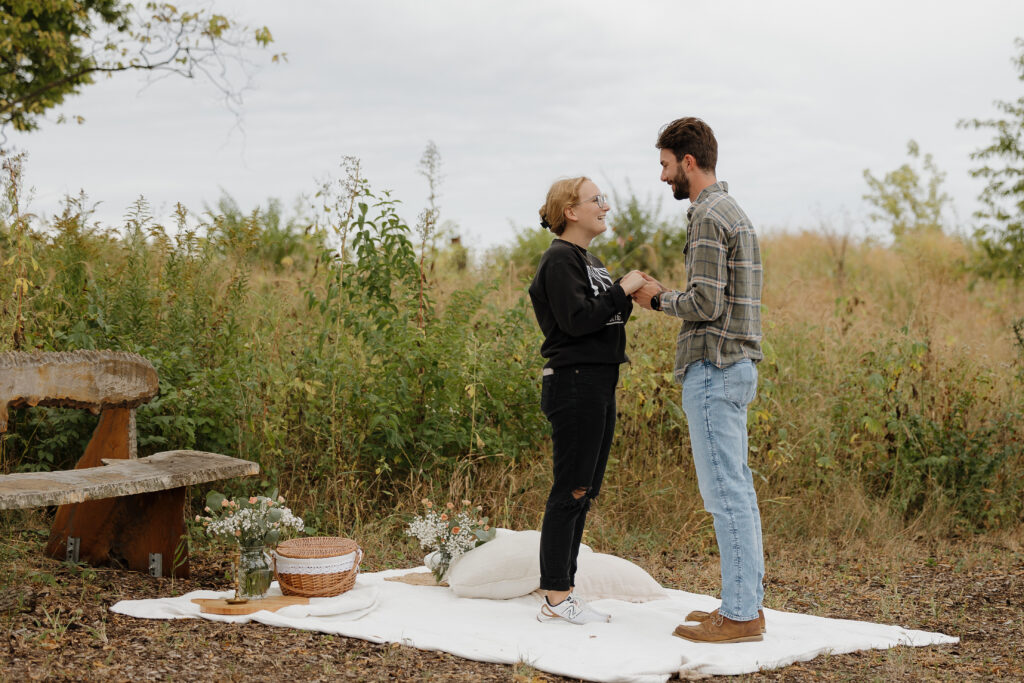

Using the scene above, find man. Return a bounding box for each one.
[633,117,765,643]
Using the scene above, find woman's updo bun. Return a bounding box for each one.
[538,176,589,236]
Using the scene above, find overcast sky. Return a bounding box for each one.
[7,1,1024,251]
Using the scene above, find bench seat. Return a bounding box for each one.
[0,450,259,511]
[2,349,261,577]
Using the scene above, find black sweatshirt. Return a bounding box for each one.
[528,239,633,369]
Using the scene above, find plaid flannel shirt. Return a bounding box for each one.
[659,181,763,380]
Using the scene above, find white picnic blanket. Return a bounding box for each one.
[110,568,957,681]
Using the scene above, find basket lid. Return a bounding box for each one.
[276,536,358,559]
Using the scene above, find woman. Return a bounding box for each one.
[528,176,645,625]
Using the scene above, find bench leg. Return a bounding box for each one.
[45,407,190,577]
[45,486,190,578]
[110,486,191,578]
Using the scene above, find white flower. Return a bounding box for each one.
[201,494,303,545]
[405,503,492,567]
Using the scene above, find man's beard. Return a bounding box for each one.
[672,168,689,200]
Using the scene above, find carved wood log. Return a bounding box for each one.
[48,486,192,578]
[0,350,158,432]
[45,407,133,568]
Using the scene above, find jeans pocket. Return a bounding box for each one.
[724,360,757,408]
[540,374,555,416]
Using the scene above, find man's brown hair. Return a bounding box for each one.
[656,117,718,173]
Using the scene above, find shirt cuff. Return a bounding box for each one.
[610,283,630,311]
[660,290,678,313]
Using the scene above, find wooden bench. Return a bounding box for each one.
[0,350,259,578]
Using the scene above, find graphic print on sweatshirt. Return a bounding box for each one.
[587,264,625,326]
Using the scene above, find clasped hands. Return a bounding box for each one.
[619,270,666,311]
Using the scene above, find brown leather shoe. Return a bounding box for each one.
[685,608,765,634]
[673,610,764,643]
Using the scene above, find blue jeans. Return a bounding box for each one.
[682,359,764,622]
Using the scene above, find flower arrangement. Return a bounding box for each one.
[196,489,304,548]
[405,498,497,582]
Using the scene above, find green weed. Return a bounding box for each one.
[0,157,1020,551]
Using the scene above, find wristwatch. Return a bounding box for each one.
[650,292,662,311]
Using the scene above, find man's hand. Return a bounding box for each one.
[632,281,662,310]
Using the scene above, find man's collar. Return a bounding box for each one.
[687,181,728,218]
[697,180,728,202]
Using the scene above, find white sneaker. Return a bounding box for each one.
[569,587,610,621]
[537,594,611,625]
[579,598,611,622]
[569,589,606,626]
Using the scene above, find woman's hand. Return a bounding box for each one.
[639,272,665,290]
[619,270,647,295]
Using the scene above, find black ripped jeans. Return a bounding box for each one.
[539,363,619,591]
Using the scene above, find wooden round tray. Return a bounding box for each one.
[192,596,309,615]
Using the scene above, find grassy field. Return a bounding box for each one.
[1,163,1023,679]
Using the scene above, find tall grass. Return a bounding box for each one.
[1,160,1021,556]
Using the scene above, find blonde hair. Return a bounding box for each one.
[538,176,589,236]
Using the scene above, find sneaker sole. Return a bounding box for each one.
[537,612,609,625]
[537,613,584,625]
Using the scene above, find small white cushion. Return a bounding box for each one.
[446,529,666,602]
[446,530,543,599]
[573,552,669,602]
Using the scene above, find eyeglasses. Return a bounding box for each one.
[576,194,609,209]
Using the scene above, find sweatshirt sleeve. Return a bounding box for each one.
[544,251,629,337]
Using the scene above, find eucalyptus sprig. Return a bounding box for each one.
[196,489,304,547]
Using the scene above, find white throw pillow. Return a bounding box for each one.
[446,529,665,602]
[573,552,669,602]
[446,530,543,599]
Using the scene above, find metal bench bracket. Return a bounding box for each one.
[65,536,80,563]
[149,552,163,578]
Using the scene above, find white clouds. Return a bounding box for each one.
[6,0,1024,248]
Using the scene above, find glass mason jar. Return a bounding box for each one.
[236,545,273,599]
[424,549,453,583]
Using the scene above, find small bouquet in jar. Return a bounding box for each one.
[405,499,496,582]
[195,490,304,599]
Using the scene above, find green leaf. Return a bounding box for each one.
[205,491,226,511]
[862,416,885,436]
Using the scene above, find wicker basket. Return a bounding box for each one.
[273,537,362,598]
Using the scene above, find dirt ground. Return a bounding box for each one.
[2,525,1022,682]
